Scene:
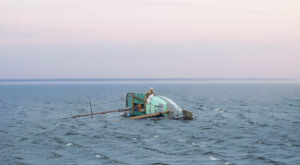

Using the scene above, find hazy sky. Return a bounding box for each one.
[1,0,300,79]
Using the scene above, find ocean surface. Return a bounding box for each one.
[0,81,300,165]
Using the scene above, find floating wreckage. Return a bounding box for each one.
[72,92,193,120]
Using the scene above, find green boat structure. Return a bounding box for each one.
[72,92,193,120]
[123,93,193,120]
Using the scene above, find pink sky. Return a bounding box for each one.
[0,0,300,79]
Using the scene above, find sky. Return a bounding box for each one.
[0,0,300,79]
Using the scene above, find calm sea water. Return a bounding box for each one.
[0,81,300,165]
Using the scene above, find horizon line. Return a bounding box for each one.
[0,78,299,82]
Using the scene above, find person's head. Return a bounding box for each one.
[149,87,154,92]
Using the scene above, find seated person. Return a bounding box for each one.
[134,104,143,112]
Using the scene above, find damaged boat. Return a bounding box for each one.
[72,92,193,120]
[122,93,193,120]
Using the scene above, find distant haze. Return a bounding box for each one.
[1,0,300,79]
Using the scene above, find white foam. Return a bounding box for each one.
[209,156,220,161]
[154,135,159,138]
[192,142,203,147]
[66,143,73,146]
[179,139,186,143]
[215,108,223,112]
[95,154,103,158]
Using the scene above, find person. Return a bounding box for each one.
[138,104,142,112]
[144,87,156,104]
[134,104,142,112]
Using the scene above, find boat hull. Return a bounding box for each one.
[125,93,193,120]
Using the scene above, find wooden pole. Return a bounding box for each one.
[89,102,93,118]
[131,94,135,116]
[129,111,169,119]
[72,108,132,118]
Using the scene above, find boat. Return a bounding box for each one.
[72,92,193,120]
[122,93,193,120]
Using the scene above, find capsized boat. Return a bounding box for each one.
[72,92,193,120]
[123,93,193,120]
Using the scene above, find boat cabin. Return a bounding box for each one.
[125,92,187,119]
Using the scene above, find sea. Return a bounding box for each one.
[0,80,299,165]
